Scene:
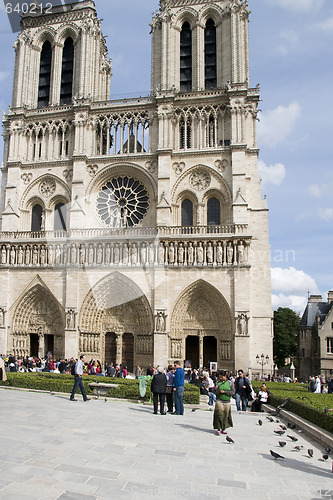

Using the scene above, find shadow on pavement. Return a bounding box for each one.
[260,453,333,479]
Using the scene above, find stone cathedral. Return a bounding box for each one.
[0,0,273,374]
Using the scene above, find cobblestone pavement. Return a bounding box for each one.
[0,388,332,500]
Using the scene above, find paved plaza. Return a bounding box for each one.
[0,388,332,500]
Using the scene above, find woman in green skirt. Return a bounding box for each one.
[213,370,235,435]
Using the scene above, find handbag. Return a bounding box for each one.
[166,386,172,394]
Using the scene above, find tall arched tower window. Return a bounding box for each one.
[31,204,43,231]
[205,19,217,90]
[54,203,67,231]
[38,41,52,108]
[180,22,192,92]
[60,38,74,105]
[181,199,193,226]
[207,197,220,225]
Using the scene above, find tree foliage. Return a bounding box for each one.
[273,307,300,368]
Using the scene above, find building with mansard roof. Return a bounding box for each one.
[0,0,273,375]
[298,292,333,381]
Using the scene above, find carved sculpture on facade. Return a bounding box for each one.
[237,313,248,336]
[155,311,167,332]
[0,308,4,327]
[66,309,76,329]
[171,339,182,359]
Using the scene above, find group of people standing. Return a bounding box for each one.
[150,361,185,415]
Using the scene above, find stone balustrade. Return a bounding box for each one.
[0,235,251,268]
[0,224,247,241]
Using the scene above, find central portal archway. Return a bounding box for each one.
[79,272,154,370]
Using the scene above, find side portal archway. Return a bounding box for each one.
[170,280,233,370]
[11,284,65,359]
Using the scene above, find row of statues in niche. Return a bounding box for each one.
[0,240,249,267]
[170,338,232,360]
[79,334,100,353]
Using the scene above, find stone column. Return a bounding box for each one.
[115,333,123,366]
[199,330,204,367]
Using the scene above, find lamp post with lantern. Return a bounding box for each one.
[256,354,269,378]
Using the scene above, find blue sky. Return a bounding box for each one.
[0,0,332,314]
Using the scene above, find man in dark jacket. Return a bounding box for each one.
[234,369,251,411]
[151,366,167,415]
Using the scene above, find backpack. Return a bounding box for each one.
[71,363,76,376]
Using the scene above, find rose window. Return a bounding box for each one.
[96,176,149,227]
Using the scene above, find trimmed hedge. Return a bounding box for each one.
[251,382,333,434]
[0,373,200,404]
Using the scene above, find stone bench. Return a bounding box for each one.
[89,382,119,396]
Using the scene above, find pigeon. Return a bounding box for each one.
[50,391,55,396]
[308,449,313,458]
[279,425,287,430]
[267,416,274,422]
[192,409,197,412]
[275,419,280,423]
[278,441,287,447]
[325,447,331,454]
[322,455,329,461]
[270,450,284,460]
[226,436,234,444]
[293,445,303,451]
[287,435,298,442]
[258,420,263,426]
[104,398,107,402]
[274,430,285,435]
[287,422,296,429]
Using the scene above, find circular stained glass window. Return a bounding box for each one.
[96,176,149,227]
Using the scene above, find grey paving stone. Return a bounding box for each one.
[57,492,97,500]
[55,464,119,480]
[217,478,247,489]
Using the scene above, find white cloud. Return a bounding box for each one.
[276,30,299,55]
[271,267,319,296]
[258,160,286,187]
[258,102,302,148]
[272,0,325,12]
[271,267,320,313]
[309,184,321,197]
[315,17,333,31]
[272,293,308,314]
[318,208,333,222]
[0,72,10,82]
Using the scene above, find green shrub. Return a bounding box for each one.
[0,373,200,404]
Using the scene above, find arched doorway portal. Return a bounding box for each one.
[186,335,199,368]
[79,272,154,370]
[171,280,233,370]
[11,283,65,359]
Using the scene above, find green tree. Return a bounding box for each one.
[273,307,300,368]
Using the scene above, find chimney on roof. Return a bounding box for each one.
[327,291,333,304]
[308,295,323,303]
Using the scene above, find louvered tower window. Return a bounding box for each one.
[180,22,192,92]
[38,41,52,108]
[31,204,43,231]
[207,197,220,225]
[60,38,74,105]
[181,199,193,226]
[54,203,67,231]
[205,19,217,90]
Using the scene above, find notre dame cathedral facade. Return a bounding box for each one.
[0,0,273,375]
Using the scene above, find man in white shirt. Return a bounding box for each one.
[70,355,90,402]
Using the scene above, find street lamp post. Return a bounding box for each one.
[256,354,269,378]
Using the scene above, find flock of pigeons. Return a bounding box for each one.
[222,413,331,468]
[257,415,331,463]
